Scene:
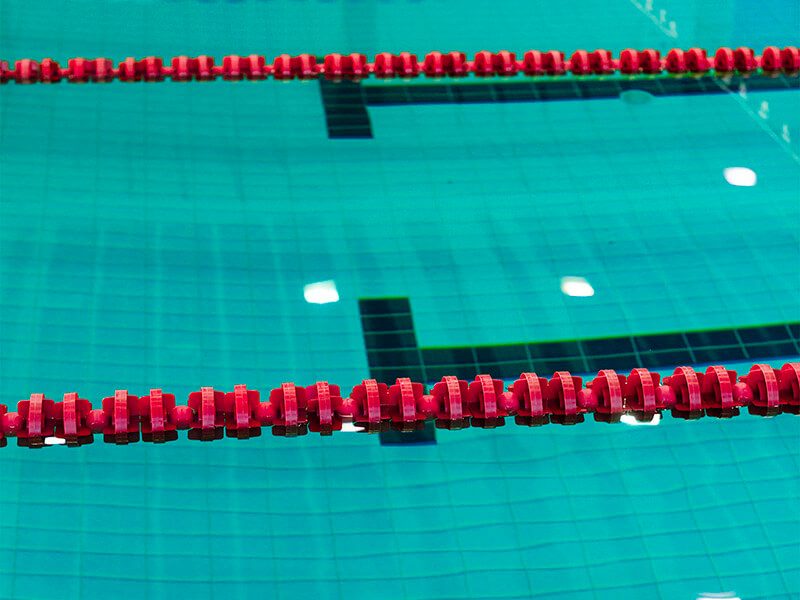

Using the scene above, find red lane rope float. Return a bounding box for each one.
[1,46,799,85]
[0,363,797,448]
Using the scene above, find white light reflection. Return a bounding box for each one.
[560,276,595,297]
[696,593,741,600]
[723,167,757,187]
[620,413,661,426]
[44,436,66,446]
[340,421,365,433]
[303,280,339,304]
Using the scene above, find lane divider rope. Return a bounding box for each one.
[1,46,799,84]
[1,363,798,447]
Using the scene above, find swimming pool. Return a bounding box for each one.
[1,1,799,598]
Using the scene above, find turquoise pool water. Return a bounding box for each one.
[1,1,799,598]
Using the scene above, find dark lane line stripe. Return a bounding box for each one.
[362,74,798,106]
[319,79,373,139]
[321,74,799,138]
[359,297,799,384]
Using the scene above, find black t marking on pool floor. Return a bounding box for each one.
[321,74,800,139]
[358,297,799,384]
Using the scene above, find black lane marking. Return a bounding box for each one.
[319,79,373,139]
[321,74,799,138]
[358,297,799,383]
[363,74,799,106]
[359,298,435,445]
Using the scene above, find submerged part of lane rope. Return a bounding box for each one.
[1,363,798,447]
[1,46,799,84]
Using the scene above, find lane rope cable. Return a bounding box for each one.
[2,46,799,84]
[1,363,798,447]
